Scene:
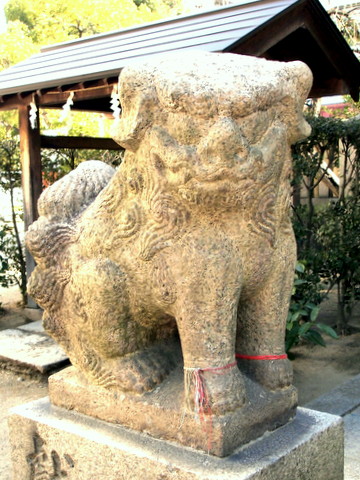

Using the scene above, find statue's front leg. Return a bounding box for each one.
[236,232,296,390]
[66,258,179,393]
[174,240,246,415]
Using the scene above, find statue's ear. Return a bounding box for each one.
[280,61,313,144]
[112,67,157,152]
[285,61,313,102]
[112,92,153,152]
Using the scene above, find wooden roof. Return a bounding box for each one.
[0,0,359,112]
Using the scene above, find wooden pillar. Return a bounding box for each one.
[19,103,42,307]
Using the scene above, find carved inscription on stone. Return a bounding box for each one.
[27,433,74,479]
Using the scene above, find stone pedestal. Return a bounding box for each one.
[48,366,297,456]
[9,398,343,480]
[0,322,68,376]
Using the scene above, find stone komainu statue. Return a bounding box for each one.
[26,52,312,416]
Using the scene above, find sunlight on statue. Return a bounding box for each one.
[26,52,312,421]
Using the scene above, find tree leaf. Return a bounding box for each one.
[304,329,326,347]
[310,306,320,322]
[299,322,312,336]
[295,263,305,273]
[316,323,339,339]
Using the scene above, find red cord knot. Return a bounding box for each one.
[184,361,237,417]
[184,360,238,451]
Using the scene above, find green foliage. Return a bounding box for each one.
[0,128,27,302]
[40,108,116,140]
[41,148,123,186]
[0,19,38,69]
[0,0,178,301]
[316,197,360,330]
[0,215,24,292]
[0,0,184,73]
[329,6,360,47]
[0,220,13,287]
[286,262,338,354]
[0,135,21,190]
[292,116,341,191]
[3,0,183,47]
[291,114,360,337]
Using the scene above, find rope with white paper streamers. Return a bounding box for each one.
[59,91,74,123]
[29,95,38,129]
[110,84,121,119]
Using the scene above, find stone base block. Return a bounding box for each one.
[48,366,297,456]
[8,398,343,480]
[0,327,68,375]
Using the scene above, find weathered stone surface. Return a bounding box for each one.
[18,320,45,333]
[48,365,297,456]
[306,374,360,416]
[8,400,343,480]
[344,407,360,480]
[0,327,68,374]
[23,308,43,322]
[25,52,313,453]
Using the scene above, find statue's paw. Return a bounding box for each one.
[239,358,293,390]
[112,341,181,394]
[185,364,246,416]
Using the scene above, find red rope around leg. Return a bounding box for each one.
[236,353,287,360]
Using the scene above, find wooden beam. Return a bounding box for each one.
[310,78,350,98]
[0,93,35,111]
[39,84,115,107]
[0,79,119,111]
[61,82,85,92]
[303,1,360,100]
[40,135,124,151]
[19,103,43,306]
[0,100,19,111]
[227,3,306,56]
[19,104,42,229]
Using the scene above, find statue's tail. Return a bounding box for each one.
[25,160,115,307]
